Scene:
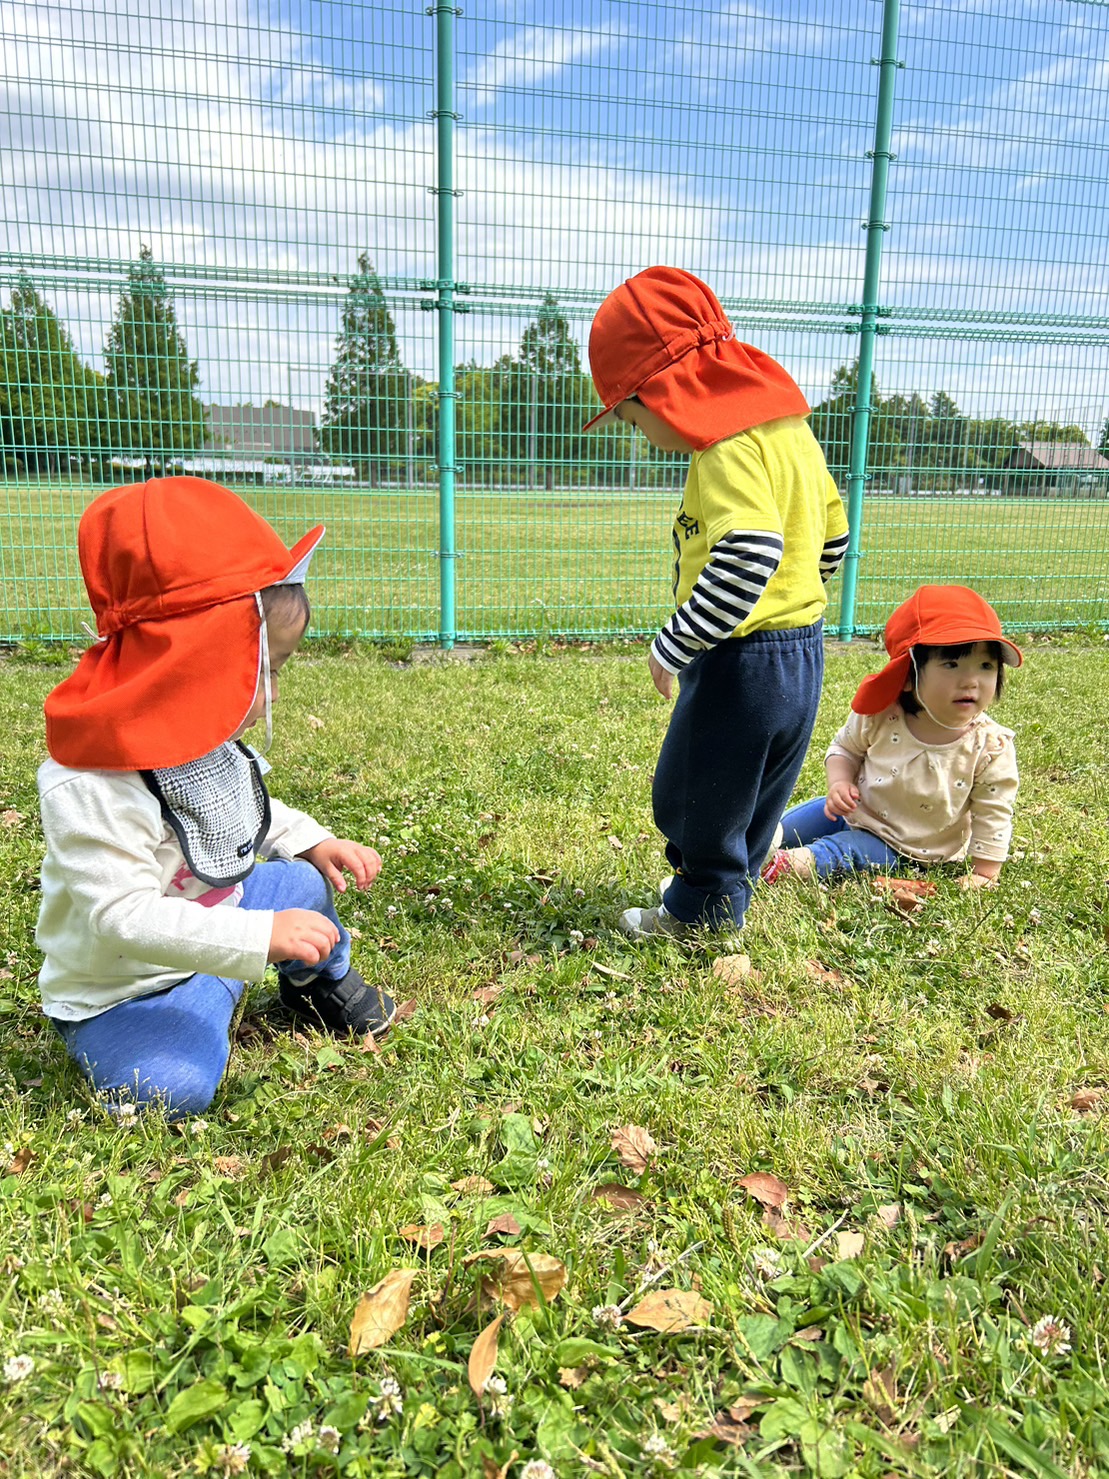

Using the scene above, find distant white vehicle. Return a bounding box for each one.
[304,464,357,484]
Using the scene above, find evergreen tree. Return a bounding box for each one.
[1099,415,1109,458]
[105,245,206,471]
[0,279,108,475]
[507,294,590,491]
[320,254,408,482]
[808,362,902,483]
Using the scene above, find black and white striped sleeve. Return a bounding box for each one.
[820,530,849,583]
[651,529,784,675]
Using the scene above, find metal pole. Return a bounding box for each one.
[432,2,458,648]
[839,0,901,640]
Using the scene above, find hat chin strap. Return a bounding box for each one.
[909,651,972,732]
[254,595,273,753]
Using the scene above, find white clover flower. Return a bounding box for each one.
[485,1375,508,1396]
[365,1375,404,1423]
[317,1424,341,1454]
[36,1288,65,1314]
[189,1119,209,1136]
[3,1354,34,1383]
[386,905,398,916]
[750,1246,786,1279]
[520,1463,557,1479]
[573,887,585,899]
[98,1193,113,1209]
[568,929,584,944]
[66,1109,84,1124]
[1031,1315,1072,1356]
[642,1433,675,1461]
[218,1443,251,1476]
[118,1102,138,1118]
[475,1014,491,1028]
[282,1420,314,1452]
[536,1156,551,1172]
[98,1370,123,1390]
[592,1303,625,1330]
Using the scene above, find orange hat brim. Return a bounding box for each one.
[46,598,264,770]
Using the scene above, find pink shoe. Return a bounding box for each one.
[760,850,794,884]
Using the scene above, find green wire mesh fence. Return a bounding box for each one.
[2,0,1107,644]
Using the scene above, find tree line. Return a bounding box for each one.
[3,251,1106,488]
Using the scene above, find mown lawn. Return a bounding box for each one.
[3,479,1109,642]
[1,640,1108,1477]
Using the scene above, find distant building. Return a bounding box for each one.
[203,403,318,464]
[1003,441,1109,497]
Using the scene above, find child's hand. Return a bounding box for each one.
[268,908,340,964]
[824,781,860,818]
[648,652,674,700]
[958,869,999,891]
[301,839,382,893]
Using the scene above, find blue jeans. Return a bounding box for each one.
[654,622,825,928]
[780,796,905,878]
[53,859,350,1118]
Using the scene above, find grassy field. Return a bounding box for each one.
[1,640,1109,1476]
[2,480,1109,643]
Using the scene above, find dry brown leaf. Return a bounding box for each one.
[173,1186,191,1207]
[467,1250,566,1311]
[943,1230,983,1260]
[559,1365,588,1389]
[612,1124,658,1174]
[590,1182,648,1212]
[306,714,325,730]
[656,1394,693,1423]
[836,1230,865,1260]
[260,1146,294,1175]
[738,1171,790,1209]
[473,983,507,1006]
[805,960,847,986]
[1071,1087,1108,1113]
[698,1401,759,1445]
[348,1269,417,1354]
[763,1207,811,1242]
[324,1122,353,1141]
[481,1450,518,1479]
[467,1312,506,1397]
[398,1222,445,1251]
[359,1030,382,1055]
[393,998,418,1022]
[5,1146,34,1176]
[625,1288,713,1333]
[985,1002,1017,1022]
[607,834,624,851]
[875,1203,902,1229]
[885,889,926,921]
[211,1156,247,1179]
[452,1175,496,1196]
[1,809,25,828]
[794,1326,823,1342]
[711,953,753,987]
[862,1366,898,1424]
[590,962,633,981]
[872,876,937,898]
[485,1214,522,1238]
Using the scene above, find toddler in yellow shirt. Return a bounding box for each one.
[763,586,1021,889]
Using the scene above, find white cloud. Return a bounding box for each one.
[461,23,626,111]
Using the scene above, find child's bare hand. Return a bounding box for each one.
[958,870,999,891]
[301,839,382,892]
[268,908,340,964]
[824,781,860,819]
[648,652,674,700]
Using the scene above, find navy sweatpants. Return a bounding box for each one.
[654,621,824,928]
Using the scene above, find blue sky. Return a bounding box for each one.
[2,0,1107,431]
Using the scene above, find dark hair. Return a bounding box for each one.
[900,640,1005,713]
[260,583,311,629]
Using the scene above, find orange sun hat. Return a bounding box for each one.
[582,266,810,449]
[852,585,1023,716]
[45,477,323,771]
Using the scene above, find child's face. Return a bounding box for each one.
[906,642,999,728]
[233,607,309,739]
[613,399,694,454]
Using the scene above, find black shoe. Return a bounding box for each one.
[279,967,396,1038]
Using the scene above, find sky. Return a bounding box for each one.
[2,0,1108,434]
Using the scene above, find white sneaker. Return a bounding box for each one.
[618,903,690,941]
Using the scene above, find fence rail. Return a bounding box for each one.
[2,0,1108,644]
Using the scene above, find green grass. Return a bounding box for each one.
[1,642,1109,1476]
[2,480,1109,642]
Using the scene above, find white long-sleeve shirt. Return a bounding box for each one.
[36,760,333,1021]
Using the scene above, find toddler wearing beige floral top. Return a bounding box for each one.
[763,585,1022,889]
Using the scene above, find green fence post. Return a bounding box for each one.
[432,2,458,649]
[839,0,902,641]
